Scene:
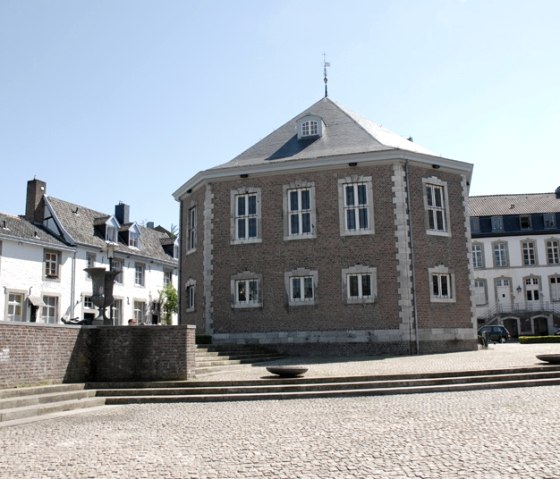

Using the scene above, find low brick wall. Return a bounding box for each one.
[0,322,196,388]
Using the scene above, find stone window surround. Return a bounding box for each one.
[230,271,263,309]
[230,187,262,245]
[338,175,375,237]
[422,176,451,237]
[284,268,318,306]
[282,181,317,241]
[341,264,377,304]
[492,241,509,268]
[185,278,196,312]
[428,265,456,303]
[471,242,485,269]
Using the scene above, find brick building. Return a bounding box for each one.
[173,97,476,354]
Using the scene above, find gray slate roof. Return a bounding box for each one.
[0,212,68,248]
[469,193,560,216]
[216,97,435,169]
[47,197,177,265]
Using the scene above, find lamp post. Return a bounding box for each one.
[106,243,115,325]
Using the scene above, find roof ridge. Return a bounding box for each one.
[470,192,554,199]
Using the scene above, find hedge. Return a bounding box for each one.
[519,336,560,344]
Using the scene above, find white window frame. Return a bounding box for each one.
[546,239,560,265]
[185,279,196,312]
[341,265,377,304]
[338,176,374,236]
[187,204,197,253]
[113,299,123,325]
[164,269,173,287]
[472,243,484,269]
[135,262,145,286]
[41,295,59,324]
[105,223,119,243]
[521,240,537,266]
[112,258,123,284]
[44,250,60,279]
[473,279,488,306]
[549,275,560,302]
[429,266,455,303]
[7,292,25,322]
[423,177,450,236]
[297,114,322,139]
[284,268,318,306]
[133,300,146,323]
[230,188,262,245]
[493,242,509,268]
[283,182,316,240]
[128,228,140,248]
[231,271,262,308]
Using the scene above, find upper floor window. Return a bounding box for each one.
[106,224,118,243]
[472,243,484,269]
[519,215,531,230]
[297,114,323,139]
[470,217,480,234]
[86,252,96,278]
[135,262,145,286]
[7,292,24,321]
[429,266,455,303]
[491,216,504,232]
[544,213,556,229]
[187,205,197,252]
[338,176,374,236]
[547,239,560,264]
[231,271,262,308]
[284,183,316,240]
[44,250,60,279]
[521,240,537,266]
[423,178,450,236]
[163,270,173,287]
[231,188,262,244]
[493,242,509,268]
[112,259,123,284]
[129,230,140,248]
[342,265,377,304]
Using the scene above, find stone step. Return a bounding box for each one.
[0,397,106,423]
[92,367,560,404]
[0,389,98,410]
[0,383,87,400]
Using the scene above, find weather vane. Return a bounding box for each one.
[323,53,330,98]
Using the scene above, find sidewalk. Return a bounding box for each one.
[201,342,560,381]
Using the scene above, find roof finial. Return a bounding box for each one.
[323,53,330,98]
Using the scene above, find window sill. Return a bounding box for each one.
[231,238,262,246]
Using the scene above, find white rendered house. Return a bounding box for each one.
[0,179,178,325]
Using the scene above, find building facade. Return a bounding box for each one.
[469,189,560,336]
[174,97,476,354]
[0,179,179,325]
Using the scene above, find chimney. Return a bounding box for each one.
[25,179,47,223]
[115,202,130,224]
[555,186,560,199]
[147,221,155,229]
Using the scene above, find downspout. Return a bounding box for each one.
[405,160,420,354]
[70,249,77,318]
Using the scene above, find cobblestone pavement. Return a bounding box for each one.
[1,386,560,478]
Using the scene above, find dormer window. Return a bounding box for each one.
[106,224,118,243]
[95,215,121,243]
[297,114,323,140]
[126,224,141,248]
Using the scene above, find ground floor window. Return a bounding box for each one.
[284,268,318,306]
[429,266,455,303]
[341,265,377,304]
[186,280,196,312]
[7,293,24,321]
[41,296,59,324]
[133,301,146,324]
[231,271,262,308]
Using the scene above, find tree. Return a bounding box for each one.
[159,284,178,325]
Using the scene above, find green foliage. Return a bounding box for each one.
[519,335,560,344]
[159,284,178,325]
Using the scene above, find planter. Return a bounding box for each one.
[266,366,308,378]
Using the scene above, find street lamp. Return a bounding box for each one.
[106,243,115,325]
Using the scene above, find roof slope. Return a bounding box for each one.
[469,193,560,216]
[0,212,67,247]
[217,97,435,169]
[47,197,177,264]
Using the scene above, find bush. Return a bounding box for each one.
[519,335,560,344]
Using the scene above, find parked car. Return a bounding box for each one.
[478,325,511,343]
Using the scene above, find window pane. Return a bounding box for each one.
[290,191,298,211]
[237,282,246,302]
[428,212,435,230]
[345,185,355,206]
[432,275,439,296]
[361,274,371,297]
[302,213,311,233]
[248,218,257,238]
[347,210,356,231]
[237,196,245,216]
[304,277,313,299]
[436,211,444,230]
[290,214,299,235]
[248,195,257,215]
[426,186,433,207]
[349,275,359,297]
[357,184,367,205]
[441,276,449,297]
[249,280,258,301]
[301,190,310,210]
[292,278,301,299]
[238,219,246,239]
[434,187,443,207]
[359,208,368,229]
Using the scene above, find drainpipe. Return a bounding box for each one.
[70,249,77,318]
[405,161,420,354]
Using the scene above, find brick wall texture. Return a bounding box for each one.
[0,323,196,388]
[180,161,477,354]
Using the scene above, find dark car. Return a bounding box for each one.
[478,325,511,343]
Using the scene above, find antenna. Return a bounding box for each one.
[323,53,330,98]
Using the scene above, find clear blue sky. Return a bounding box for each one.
[1,0,559,230]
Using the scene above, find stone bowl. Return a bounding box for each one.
[266,366,308,378]
[536,354,560,364]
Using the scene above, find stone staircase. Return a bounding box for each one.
[0,383,106,427]
[194,344,286,376]
[91,365,560,404]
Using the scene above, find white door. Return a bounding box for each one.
[496,278,511,312]
[550,277,560,302]
[525,277,541,310]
